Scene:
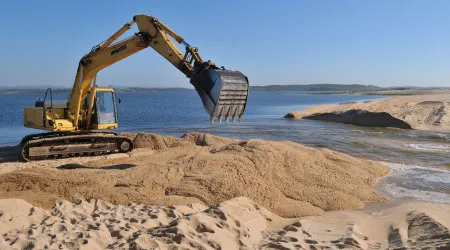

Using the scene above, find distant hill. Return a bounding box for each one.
[8,85,446,95]
[251,84,381,92]
[0,85,65,90]
[0,88,71,94]
[115,87,191,93]
[0,87,192,94]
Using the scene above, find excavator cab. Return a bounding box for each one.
[85,88,119,130]
[190,61,249,123]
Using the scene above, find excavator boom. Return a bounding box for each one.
[69,15,249,126]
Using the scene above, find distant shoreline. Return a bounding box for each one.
[1,86,448,95]
[0,88,193,95]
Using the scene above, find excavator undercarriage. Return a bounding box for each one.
[20,132,133,161]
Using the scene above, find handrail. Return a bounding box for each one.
[42,88,56,125]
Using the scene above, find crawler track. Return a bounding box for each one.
[21,132,133,161]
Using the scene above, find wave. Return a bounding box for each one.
[379,163,450,204]
[382,183,450,204]
[408,143,450,153]
[429,133,449,140]
[417,133,450,141]
[351,129,383,134]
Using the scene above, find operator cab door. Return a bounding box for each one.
[91,91,118,129]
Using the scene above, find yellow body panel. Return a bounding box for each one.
[24,107,76,132]
[93,123,118,130]
[24,107,43,128]
[52,119,76,131]
[24,87,118,133]
[45,108,65,120]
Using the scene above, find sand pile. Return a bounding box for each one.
[130,132,237,149]
[0,197,277,249]
[0,133,389,217]
[1,198,448,249]
[285,94,450,130]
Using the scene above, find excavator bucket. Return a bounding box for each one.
[190,68,249,124]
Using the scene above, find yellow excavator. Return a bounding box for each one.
[21,14,249,161]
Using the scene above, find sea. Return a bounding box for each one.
[0,90,448,203]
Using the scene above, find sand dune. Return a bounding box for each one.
[1,197,448,249]
[0,132,389,218]
[285,94,450,130]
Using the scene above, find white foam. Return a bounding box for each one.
[435,133,449,140]
[379,162,450,204]
[408,143,450,153]
[351,129,383,134]
[382,183,450,204]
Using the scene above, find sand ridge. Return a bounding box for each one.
[285,94,450,130]
[0,197,448,249]
[0,132,389,218]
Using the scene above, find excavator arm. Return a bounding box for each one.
[68,14,249,128]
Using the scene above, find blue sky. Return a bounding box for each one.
[1,0,449,88]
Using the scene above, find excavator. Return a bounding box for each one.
[21,14,249,161]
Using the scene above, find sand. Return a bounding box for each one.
[0,197,448,249]
[0,132,389,218]
[0,132,448,248]
[285,94,450,131]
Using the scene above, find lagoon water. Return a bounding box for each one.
[0,90,449,203]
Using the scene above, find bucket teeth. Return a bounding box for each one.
[209,114,244,125]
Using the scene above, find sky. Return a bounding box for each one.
[0,0,449,88]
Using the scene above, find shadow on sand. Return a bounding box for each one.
[56,163,136,170]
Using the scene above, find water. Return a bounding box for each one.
[0,90,449,203]
[377,163,450,204]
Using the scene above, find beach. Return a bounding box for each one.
[0,132,449,249]
[2,0,450,248]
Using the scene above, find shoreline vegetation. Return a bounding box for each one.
[0,87,192,94]
[1,84,449,95]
